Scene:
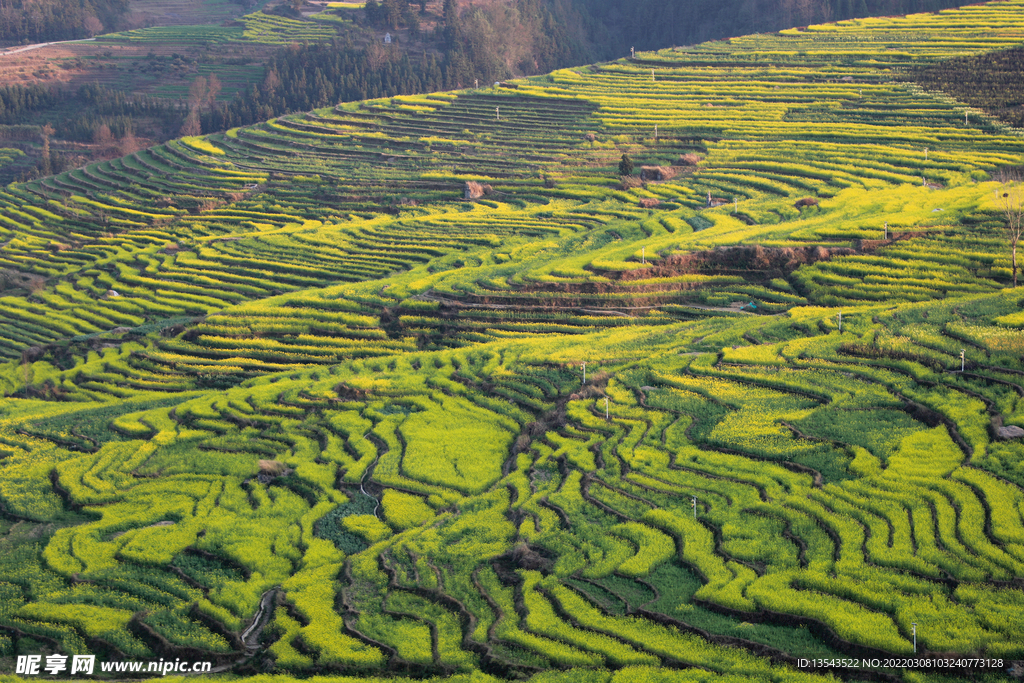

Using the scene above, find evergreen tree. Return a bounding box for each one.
[443,0,461,48]
[382,0,401,29]
[364,0,382,26]
[618,153,634,176]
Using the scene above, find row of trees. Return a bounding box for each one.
[365,0,424,32]
[0,0,266,44]
[49,83,181,143]
[0,83,62,124]
[0,81,181,181]
[0,81,178,141]
[199,44,447,131]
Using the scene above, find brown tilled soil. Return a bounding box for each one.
[0,44,88,86]
[616,244,855,282]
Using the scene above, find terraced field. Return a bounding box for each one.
[96,10,343,47]
[3,2,1024,682]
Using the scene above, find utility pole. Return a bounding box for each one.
[838,311,842,332]
[961,349,965,372]
[884,221,888,239]
[496,106,500,121]
[912,623,917,654]
[642,246,645,264]
[605,397,609,421]
[651,69,655,82]
[582,362,586,384]
[692,496,697,518]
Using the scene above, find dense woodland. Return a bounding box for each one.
[0,83,175,137]
[0,0,259,44]
[0,0,131,44]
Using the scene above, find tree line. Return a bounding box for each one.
[0,0,130,44]
[0,82,179,141]
[0,82,181,181]
[0,0,260,44]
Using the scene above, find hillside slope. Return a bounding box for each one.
[2,1,1024,681]
[0,0,982,183]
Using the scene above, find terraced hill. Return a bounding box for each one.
[3,2,1024,682]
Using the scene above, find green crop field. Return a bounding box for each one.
[97,10,342,47]
[3,1,1024,682]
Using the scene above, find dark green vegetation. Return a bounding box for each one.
[0,0,133,44]
[3,2,1024,682]
[911,45,1024,129]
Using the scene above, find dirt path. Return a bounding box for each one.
[0,38,95,57]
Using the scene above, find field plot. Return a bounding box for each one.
[98,11,342,46]
[0,1,349,116]
[128,0,268,27]
[3,1,1024,682]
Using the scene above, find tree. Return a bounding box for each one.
[263,68,281,92]
[180,109,201,137]
[443,0,461,47]
[996,176,1024,287]
[83,15,103,36]
[40,123,54,176]
[402,3,419,34]
[119,129,142,156]
[365,0,381,26]
[618,153,634,176]
[206,74,222,105]
[382,0,401,29]
[93,123,113,146]
[188,76,209,110]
